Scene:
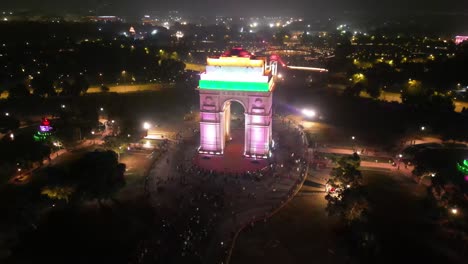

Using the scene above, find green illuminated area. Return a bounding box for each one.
[199,80,271,92]
[457,159,468,174]
[33,131,51,142]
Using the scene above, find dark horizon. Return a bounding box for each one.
[3,0,468,17]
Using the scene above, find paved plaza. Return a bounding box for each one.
[144,118,309,262]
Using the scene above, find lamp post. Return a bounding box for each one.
[395,153,403,170]
[143,122,151,138]
[121,70,127,83]
[351,136,356,152]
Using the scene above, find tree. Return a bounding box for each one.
[8,83,30,99]
[344,82,365,97]
[72,150,126,203]
[325,154,376,262]
[41,186,75,203]
[61,75,90,96]
[429,94,455,113]
[0,134,51,167]
[325,154,368,224]
[103,136,129,160]
[100,85,110,92]
[0,116,20,133]
[401,79,428,106]
[73,75,90,95]
[31,74,56,97]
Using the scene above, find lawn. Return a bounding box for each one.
[231,169,464,264]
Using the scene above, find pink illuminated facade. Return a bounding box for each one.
[455,36,468,45]
[198,48,277,158]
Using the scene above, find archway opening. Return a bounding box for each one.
[223,100,245,156]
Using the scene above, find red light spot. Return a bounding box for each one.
[41,118,50,126]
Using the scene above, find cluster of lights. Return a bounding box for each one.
[247,18,299,29]
[198,149,223,155]
[175,31,184,39]
[244,154,268,159]
[457,159,468,175]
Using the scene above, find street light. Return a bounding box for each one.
[450,208,458,215]
[143,122,151,130]
[351,136,355,140]
[100,107,104,111]
[301,108,316,118]
[398,154,403,158]
[9,133,14,140]
[420,126,425,131]
[61,104,66,109]
[4,112,9,116]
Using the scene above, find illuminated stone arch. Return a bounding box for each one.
[197,48,276,158]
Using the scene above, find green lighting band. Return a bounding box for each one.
[199,80,271,92]
[457,160,468,174]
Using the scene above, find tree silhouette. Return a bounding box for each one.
[8,83,30,99]
[31,74,56,97]
[61,75,90,96]
[72,150,126,203]
[325,154,368,224]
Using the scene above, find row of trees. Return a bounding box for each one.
[332,35,468,110]
[409,147,468,250]
[7,74,90,99]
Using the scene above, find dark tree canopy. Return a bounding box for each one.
[71,150,126,202]
[8,83,31,99]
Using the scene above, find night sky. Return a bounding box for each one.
[3,0,468,16]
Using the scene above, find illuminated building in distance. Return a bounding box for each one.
[455,36,468,45]
[198,47,277,158]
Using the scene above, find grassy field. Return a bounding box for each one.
[87,83,169,93]
[231,170,346,264]
[231,169,463,264]
[184,62,206,72]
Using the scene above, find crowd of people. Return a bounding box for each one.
[133,116,310,263]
